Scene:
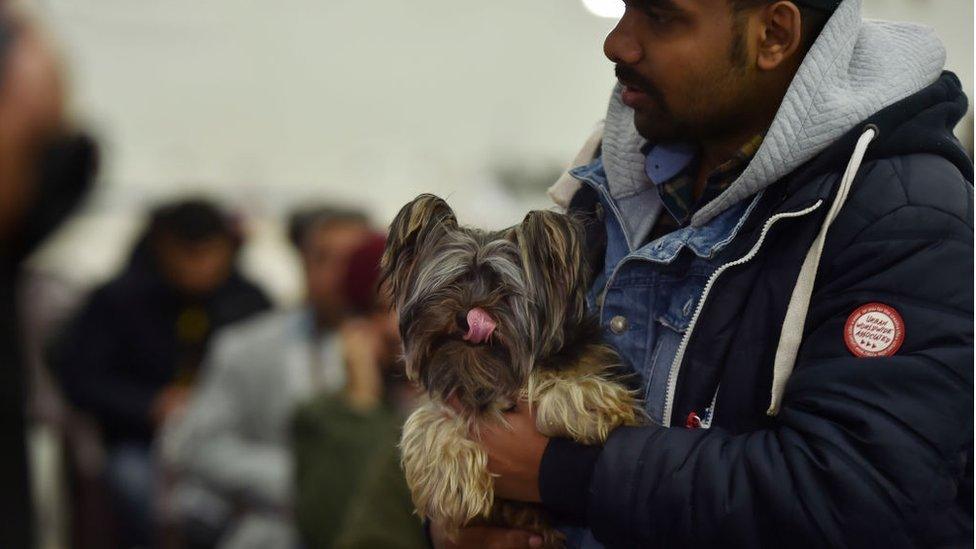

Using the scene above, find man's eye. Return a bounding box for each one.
[621,1,674,24]
[645,8,674,24]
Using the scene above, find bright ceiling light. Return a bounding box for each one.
[581,0,624,18]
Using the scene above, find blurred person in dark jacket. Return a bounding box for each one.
[55,198,271,547]
[0,7,98,548]
[162,206,370,549]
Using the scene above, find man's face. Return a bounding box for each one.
[156,235,235,297]
[301,221,369,326]
[606,0,760,143]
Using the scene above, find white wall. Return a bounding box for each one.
[45,0,619,220]
[28,0,974,303]
[863,0,973,129]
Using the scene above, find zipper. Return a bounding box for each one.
[661,200,825,427]
[588,184,766,321]
[699,386,719,429]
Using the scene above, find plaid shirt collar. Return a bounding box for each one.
[644,134,764,226]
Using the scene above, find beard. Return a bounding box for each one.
[615,23,756,145]
[617,63,756,145]
[615,65,682,142]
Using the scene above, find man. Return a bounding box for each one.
[162,207,371,548]
[56,199,270,546]
[0,7,98,548]
[437,0,973,547]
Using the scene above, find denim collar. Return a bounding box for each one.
[636,194,760,262]
[570,158,761,263]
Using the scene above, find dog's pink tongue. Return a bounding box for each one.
[463,308,497,344]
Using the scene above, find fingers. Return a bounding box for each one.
[340,319,378,343]
[432,523,544,549]
[457,527,543,549]
[491,528,544,549]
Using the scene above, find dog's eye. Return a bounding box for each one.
[474,387,493,404]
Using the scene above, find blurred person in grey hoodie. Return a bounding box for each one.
[432,1,974,547]
[161,206,371,549]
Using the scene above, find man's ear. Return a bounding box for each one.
[381,194,457,305]
[756,1,803,71]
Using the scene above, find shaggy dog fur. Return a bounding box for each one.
[382,194,642,547]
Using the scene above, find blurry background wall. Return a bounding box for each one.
[28,0,975,305]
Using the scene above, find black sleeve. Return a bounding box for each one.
[55,290,157,433]
[540,180,974,547]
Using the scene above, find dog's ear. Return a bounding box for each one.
[515,210,589,351]
[381,194,457,304]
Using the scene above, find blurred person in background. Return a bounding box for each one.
[162,206,370,549]
[292,233,425,549]
[54,198,271,548]
[0,6,98,548]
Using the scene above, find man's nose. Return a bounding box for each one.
[604,15,643,65]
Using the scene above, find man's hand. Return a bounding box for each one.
[476,401,549,503]
[430,521,543,549]
[340,319,384,411]
[151,384,190,426]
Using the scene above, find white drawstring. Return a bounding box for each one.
[767,125,879,416]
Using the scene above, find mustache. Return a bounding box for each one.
[614,65,661,100]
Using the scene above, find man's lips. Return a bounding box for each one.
[621,84,652,108]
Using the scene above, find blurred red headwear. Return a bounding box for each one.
[342,232,387,314]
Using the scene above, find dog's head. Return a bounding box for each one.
[381,194,592,413]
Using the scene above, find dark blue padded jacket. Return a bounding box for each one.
[541,72,974,549]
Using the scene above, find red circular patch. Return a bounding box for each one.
[844,303,905,358]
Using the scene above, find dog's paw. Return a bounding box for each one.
[530,370,643,445]
[400,401,494,535]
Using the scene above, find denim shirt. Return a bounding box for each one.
[571,157,761,427]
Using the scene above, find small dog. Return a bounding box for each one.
[382,194,642,547]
